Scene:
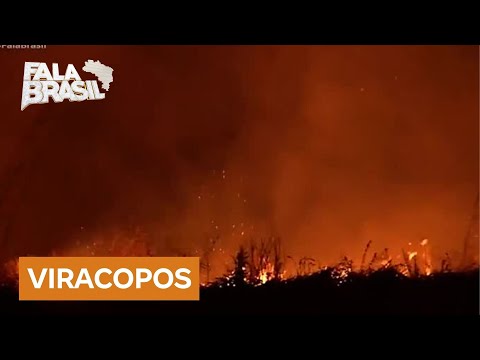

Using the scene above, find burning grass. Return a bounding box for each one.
[0,235,478,315]
[0,234,477,292]
[202,237,477,289]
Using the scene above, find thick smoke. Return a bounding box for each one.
[0,46,478,271]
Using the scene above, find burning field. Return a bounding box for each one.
[0,45,478,314]
[0,233,478,314]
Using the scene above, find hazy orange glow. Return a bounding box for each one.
[0,46,478,282]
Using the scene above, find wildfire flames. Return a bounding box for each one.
[330,257,353,285]
[258,263,275,284]
[420,239,432,276]
[0,234,474,289]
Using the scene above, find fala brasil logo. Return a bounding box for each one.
[21,60,114,111]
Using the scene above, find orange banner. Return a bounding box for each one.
[19,257,199,301]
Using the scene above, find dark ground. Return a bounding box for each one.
[0,269,478,315]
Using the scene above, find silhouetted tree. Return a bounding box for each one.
[233,246,249,286]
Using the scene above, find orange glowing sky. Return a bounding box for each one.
[0,45,478,273]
